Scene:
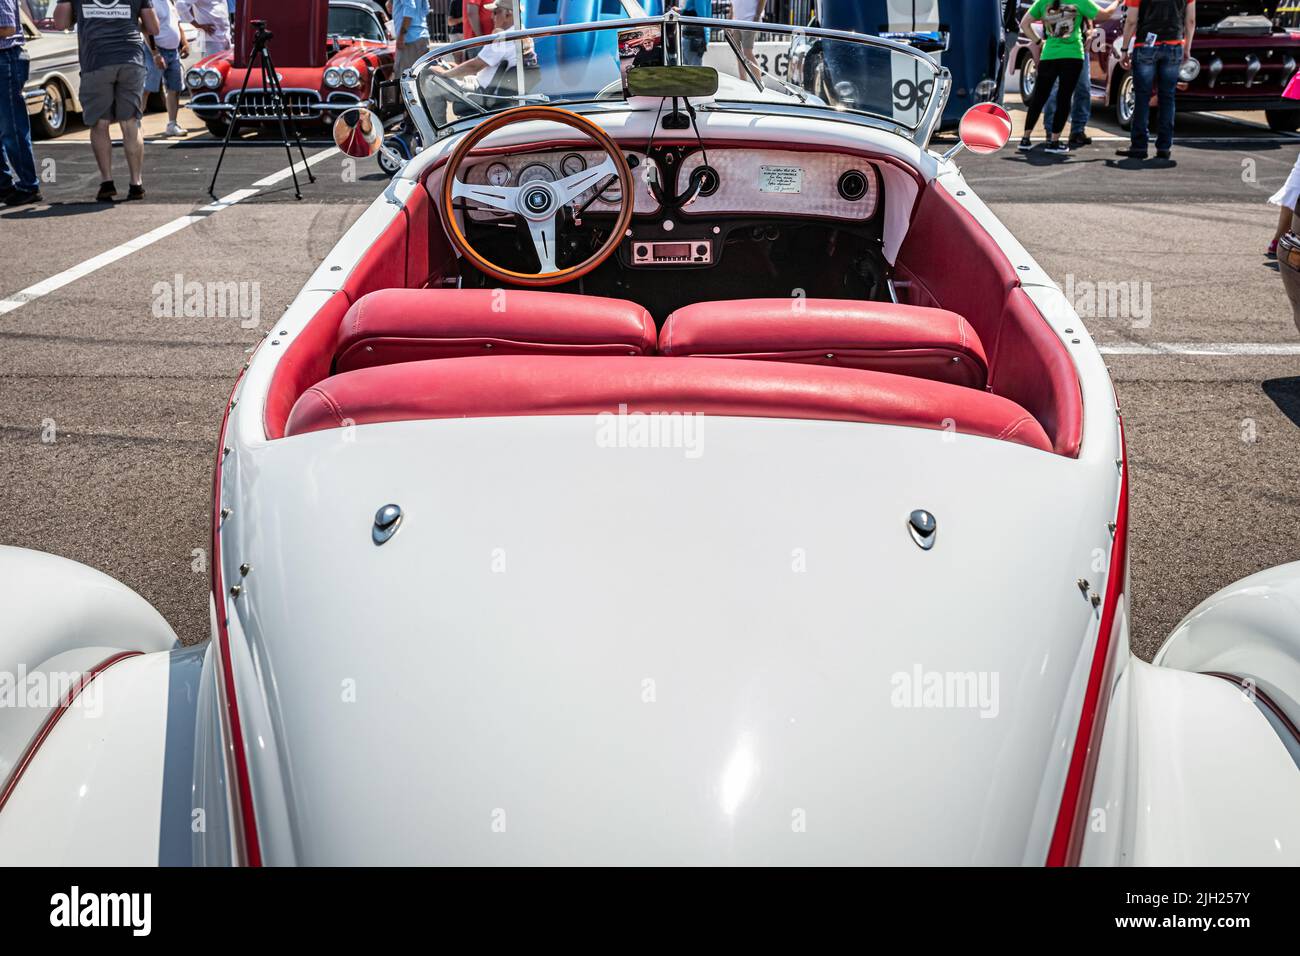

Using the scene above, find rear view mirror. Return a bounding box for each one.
[941,103,1013,161]
[626,66,719,99]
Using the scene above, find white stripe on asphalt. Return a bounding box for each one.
[252,147,340,187]
[0,147,339,317]
[200,188,259,212]
[0,215,203,317]
[1100,343,1300,356]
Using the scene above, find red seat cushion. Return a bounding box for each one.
[284,355,1051,452]
[659,298,988,389]
[334,288,657,373]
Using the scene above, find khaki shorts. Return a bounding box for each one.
[80,62,148,126]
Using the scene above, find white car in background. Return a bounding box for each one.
[19,0,200,138]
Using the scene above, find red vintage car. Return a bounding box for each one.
[1012,0,1300,132]
[186,0,401,138]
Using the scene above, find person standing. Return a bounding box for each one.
[1043,23,1096,148]
[0,0,41,206]
[393,0,431,77]
[729,0,766,77]
[677,0,711,66]
[1115,0,1196,161]
[1019,1,1119,153]
[175,0,230,58]
[54,0,160,202]
[146,0,189,137]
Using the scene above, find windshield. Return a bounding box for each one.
[328,6,387,42]
[413,17,946,138]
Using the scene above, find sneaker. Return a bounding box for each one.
[96,180,117,202]
[1017,135,1032,152]
[1268,239,1279,259]
[2,188,42,207]
[1114,148,1148,159]
[1155,149,1171,160]
[165,122,186,137]
[126,183,145,201]
[1045,139,1070,153]
[1068,131,1092,148]
[0,187,14,204]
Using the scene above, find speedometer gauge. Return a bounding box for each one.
[517,163,555,185]
[485,162,511,187]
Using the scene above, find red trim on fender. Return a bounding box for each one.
[0,651,142,816]
[1046,423,1129,866]
[211,373,263,867]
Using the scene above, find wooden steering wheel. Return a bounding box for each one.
[440,106,635,288]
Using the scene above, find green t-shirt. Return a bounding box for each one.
[1029,0,1100,60]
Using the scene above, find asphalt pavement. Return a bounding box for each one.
[1,98,1297,658]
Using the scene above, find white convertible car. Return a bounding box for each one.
[3,13,1299,866]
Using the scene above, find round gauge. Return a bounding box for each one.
[517,163,556,185]
[485,162,511,187]
[559,153,587,177]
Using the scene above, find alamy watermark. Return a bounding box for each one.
[0,666,104,717]
[152,274,261,328]
[595,403,704,459]
[1064,273,1151,329]
[890,664,1000,719]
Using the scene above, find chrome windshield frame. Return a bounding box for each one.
[401,13,951,149]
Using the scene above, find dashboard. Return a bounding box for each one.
[677,148,880,221]
[461,149,661,220]
[453,144,885,275]
[457,146,881,225]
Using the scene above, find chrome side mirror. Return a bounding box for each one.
[941,103,1013,162]
[334,107,407,172]
[333,107,385,158]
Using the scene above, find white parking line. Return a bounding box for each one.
[0,147,339,318]
[1100,343,1300,356]
[0,215,203,317]
[252,147,340,187]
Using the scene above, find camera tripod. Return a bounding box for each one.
[208,20,315,200]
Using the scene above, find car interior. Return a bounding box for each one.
[265,125,1083,459]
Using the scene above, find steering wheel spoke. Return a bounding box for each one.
[555,156,619,206]
[451,177,521,213]
[527,218,559,273]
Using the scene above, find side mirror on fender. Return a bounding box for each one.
[941,103,1013,162]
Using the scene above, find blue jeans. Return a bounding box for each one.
[1043,53,1092,134]
[0,47,38,194]
[1130,44,1181,153]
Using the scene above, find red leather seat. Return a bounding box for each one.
[659,298,988,389]
[285,355,1051,451]
[333,288,657,373]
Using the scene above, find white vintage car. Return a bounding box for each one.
[3,13,1299,866]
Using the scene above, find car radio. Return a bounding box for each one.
[631,238,713,266]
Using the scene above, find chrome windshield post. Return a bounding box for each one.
[664,8,683,67]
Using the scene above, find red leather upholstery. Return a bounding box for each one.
[284,355,1052,451]
[894,184,1021,370]
[334,289,658,373]
[989,289,1083,458]
[265,290,352,441]
[659,298,988,389]
[895,183,1084,456]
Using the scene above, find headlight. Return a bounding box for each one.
[185,69,204,91]
[1178,58,1201,83]
[974,77,998,102]
[202,68,221,90]
[341,67,361,89]
[324,67,343,88]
